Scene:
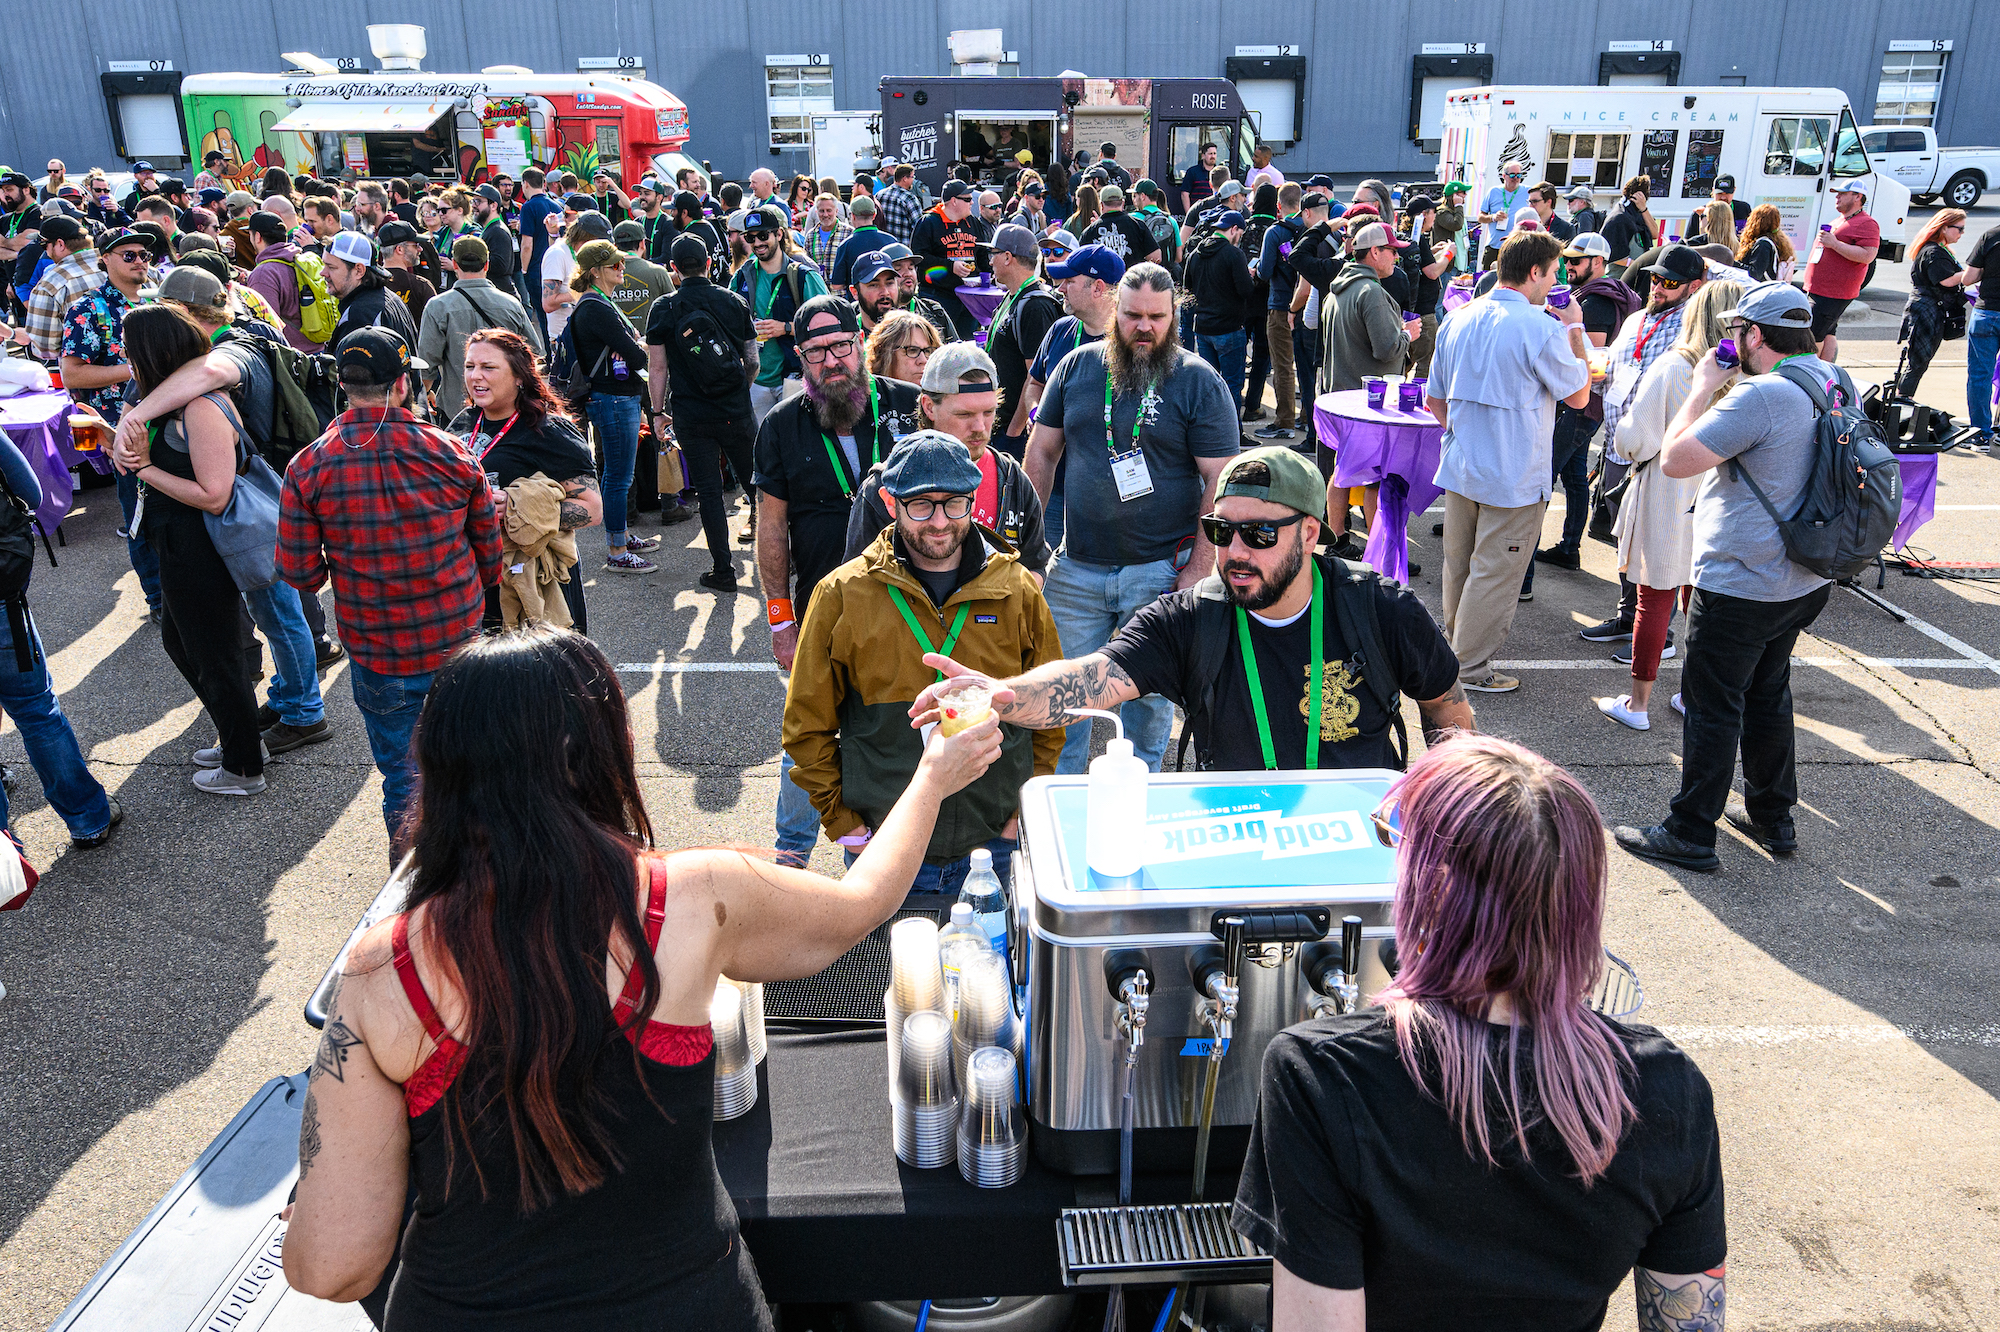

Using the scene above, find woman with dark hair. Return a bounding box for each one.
[282,626,1003,1326]
[568,238,657,574]
[1235,734,1727,1330]
[786,174,816,225]
[1896,208,1971,398]
[112,304,269,796]
[1069,182,1101,241]
[448,329,602,631]
[1733,203,1795,284]
[259,165,293,204]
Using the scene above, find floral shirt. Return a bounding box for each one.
[59,282,132,421]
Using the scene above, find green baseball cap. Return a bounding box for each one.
[1216,446,1326,520]
[1441,180,1471,197]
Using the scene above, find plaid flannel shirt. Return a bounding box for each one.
[1600,301,1687,462]
[278,405,501,677]
[874,185,923,246]
[801,219,853,275]
[27,251,105,361]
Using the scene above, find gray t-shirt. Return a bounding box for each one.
[1688,357,1838,603]
[1039,343,1239,565]
[212,336,277,446]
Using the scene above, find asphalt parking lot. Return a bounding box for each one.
[4,221,1999,1327]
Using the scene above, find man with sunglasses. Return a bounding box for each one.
[981,224,1063,460]
[731,203,828,425]
[786,432,1061,892]
[1477,166,1531,270]
[912,447,1469,773]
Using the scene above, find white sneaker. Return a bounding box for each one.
[1670,692,1686,717]
[193,740,271,770]
[192,766,267,796]
[1597,695,1651,731]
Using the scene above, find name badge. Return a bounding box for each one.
[1110,448,1154,502]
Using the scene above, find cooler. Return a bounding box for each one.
[1010,769,1400,1175]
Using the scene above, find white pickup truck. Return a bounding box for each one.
[1859,125,2000,209]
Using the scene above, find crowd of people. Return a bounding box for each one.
[5,134,1981,1327]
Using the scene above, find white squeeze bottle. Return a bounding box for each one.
[1075,708,1148,879]
[938,901,988,1021]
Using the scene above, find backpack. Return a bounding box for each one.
[1174,557,1410,772]
[0,469,54,672]
[1729,363,1901,582]
[666,291,749,398]
[224,324,340,471]
[257,253,337,345]
[551,293,619,410]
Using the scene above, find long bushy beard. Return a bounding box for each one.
[806,368,868,434]
[1107,319,1180,395]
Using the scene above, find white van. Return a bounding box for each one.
[1438,86,1911,269]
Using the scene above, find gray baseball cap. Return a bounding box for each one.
[880,430,983,499]
[1720,280,1814,326]
[989,222,1038,261]
[918,342,998,396]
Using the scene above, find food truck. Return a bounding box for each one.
[878,73,1254,203]
[163,25,698,188]
[1437,85,1912,265]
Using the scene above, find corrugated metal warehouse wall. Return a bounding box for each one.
[3,1,1995,179]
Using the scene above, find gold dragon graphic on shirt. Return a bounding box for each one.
[1303,659,1361,743]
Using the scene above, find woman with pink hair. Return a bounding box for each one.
[1234,735,1727,1331]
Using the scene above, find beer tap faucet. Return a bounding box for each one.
[1304,916,1366,1017]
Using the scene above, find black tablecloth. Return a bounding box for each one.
[716,1025,1244,1303]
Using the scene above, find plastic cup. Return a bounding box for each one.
[1546,284,1571,309]
[936,679,994,738]
[710,981,759,1121]
[1715,338,1739,369]
[1397,381,1423,412]
[957,1047,1027,1188]
[889,917,944,1015]
[1363,377,1388,409]
[951,949,1019,1095]
[726,977,767,1064]
[891,1010,960,1168]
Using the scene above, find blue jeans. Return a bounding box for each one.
[774,750,820,867]
[1043,554,1179,773]
[844,836,1017,897]
[0,610,111,838]
[349,662,432,844]
[242,581,325,726]
[1196,329,1248,412]
[1968,308,2000,433]
[116,470,162,612]
[586,392,643,548]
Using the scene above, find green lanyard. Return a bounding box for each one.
[1104,375,1157,457]
[1236,562,1325,770]
[885,585,972,680]
[820,376,883,497]
[989,278,1035,336]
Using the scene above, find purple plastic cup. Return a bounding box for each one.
[1364,377,1387,409]
[1397,381,1423,411]
[1715,338,1739,368]
[1547,284,1571,309]
[1401,310,1418,322]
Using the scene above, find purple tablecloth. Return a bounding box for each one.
[1441,281,1477,314]
[0,390,80,533]
[1894,454,1938,550]
[1313,390,1445,584]
[956,279,1006,329]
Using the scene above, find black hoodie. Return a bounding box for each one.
[1183,230,1254,335]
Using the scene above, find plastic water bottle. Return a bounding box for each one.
[958,849,1010,966]
[938,902,989,1021]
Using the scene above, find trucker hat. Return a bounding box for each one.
[918,342,997,396]
[1835,179,1869,197]
[1721,280,1814,327]
[880,431,982,500]
[743,204,788,235]
[1045,243,1126,284]
[1216,446,1327,521]
[1512,206,1543,231]
[1566,185,1596,203]
[989,223,1038,261]
[1350,222,1409,251]
[1714,174,1738,193]
[1643,244,1706,283]
[1215,179,1246,200]
[791,293,862,342]
[337,327,427,385]
[1563,232,1613,261]
[851,250,897,286]
[328,230,387,276]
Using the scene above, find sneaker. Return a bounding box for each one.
[603,551,658,574]
[625,534,663,552]
[256,703,281,728]
[1596,695,1651,731]
[699,568,740,593]
[262,718,332,754]
[1670,692,1685,717]
[1431,522,1444,536]
[1327,533,1365,560]
[1578,616,1634,643]
[1242,406,1267,423]
[194,740,270,770]
[1533,545,1580,570]
[659,503,696,526]
[1725,800,1797,855]
[315,638,345,667]
[1462,672,1521,694]
[0,764,13,794]
[71,796,123,850]
[1518,588,1534,602]
[1253,424,1297,440]
[193,767,266,797]
[1614,823,1720,871]
[1406,561,1422,577]
[1611,634,1675,664]
[148,608,163,626]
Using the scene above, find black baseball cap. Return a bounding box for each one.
[38,215,88,246]
[247,211,288,241]
[669,233,711,269]
[672,189,702,215]
[376,220,419,247]
[1643,244,1706,283]
[941,180,974,202]
[791,293,861,342]
[1714,174,1738,193]
[473,182,504,204]
[337,327,428,385]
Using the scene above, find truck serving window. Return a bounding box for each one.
[1546,132,1629,190]
[1764,118,1830,177]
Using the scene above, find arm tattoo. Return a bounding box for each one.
[559,500,591,531]
[312,1019,363,1083]
[1635,1266,1726,1332]
[1005,657,1134,728]
[297,1087,323,1182]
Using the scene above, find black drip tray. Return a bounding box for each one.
[764,901,948,1023]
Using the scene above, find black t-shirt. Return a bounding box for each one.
[1739,235,1781,285]
[1578,292,1622,342]
[451,408,596,490]
[1234,1011,1727,1330]
[392,201,420,226]
[2,203,44,243]
[1970,224,2000,311]
[984,281,1063,440]
[1077,211,1159,267]
[481,218,517,282]
[1400,233,1439,316]
[645,275,756,427]
[1911,241,1962,301]
[1101,560,1459,771]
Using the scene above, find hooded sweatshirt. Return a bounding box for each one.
[1322,261,1412,391]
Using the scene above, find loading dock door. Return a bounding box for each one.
[1410,54,1493,152]
[1598,51,1682,86]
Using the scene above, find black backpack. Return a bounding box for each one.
[0,470,54,671]
[223,324,340,472]
[1174,556,1409,772]
[665,291,750,398]
[1730,363,1902,582]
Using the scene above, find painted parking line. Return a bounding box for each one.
[618,662,783,673]
[1496,657,1985,670]
[1660,1024,2000,1049]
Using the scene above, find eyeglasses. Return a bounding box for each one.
[1370,797,1403,849]
[1653,276,1688,292]
[1199,511,1309,549]
[799,337,860,364]
[900,494,974,521]
[894,344,934,361]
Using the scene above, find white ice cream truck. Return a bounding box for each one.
[1437,85,1911,272]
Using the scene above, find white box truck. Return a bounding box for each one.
[1438,86,1912,267]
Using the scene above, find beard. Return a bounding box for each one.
[1646,283,1688,314]
[1221,529,1308,612]
[806,365,868,433]
[1106,318,1181,395]
[896,514,971,566]
[859,289,898,324]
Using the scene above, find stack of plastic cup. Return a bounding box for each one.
[892,1010,960,1168]
[958,1046,1027,1188]
[951,949,1019,1097]
[887,917,946,1088]
[710,980,759,1121]
[725,977,767,1064]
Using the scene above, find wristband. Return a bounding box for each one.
[767,598,795,628]
[836,827,873,849]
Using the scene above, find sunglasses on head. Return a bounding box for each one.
[1199,511,1309,549]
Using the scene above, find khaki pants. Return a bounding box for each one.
[1441,490,1548,683]
[1266,308,1297,427]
